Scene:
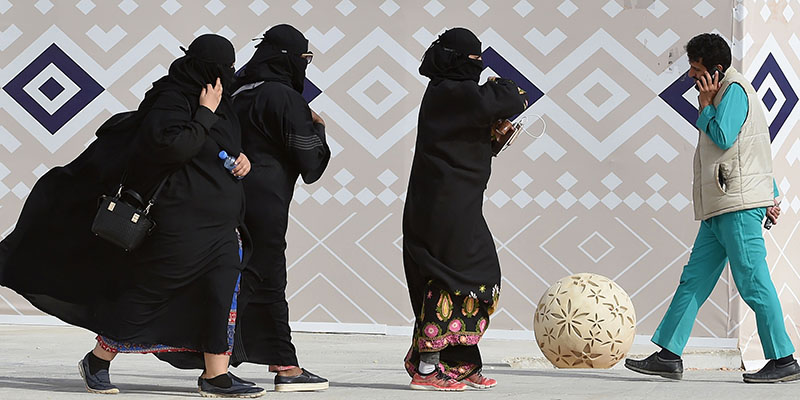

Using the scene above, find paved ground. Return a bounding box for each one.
[0,325,798,399]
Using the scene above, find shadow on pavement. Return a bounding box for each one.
[483,368,743,384]
[330,381,410,391]
[0,376,199,397]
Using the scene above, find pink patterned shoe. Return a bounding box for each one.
[463,371,497,389]
[410,371,467,391]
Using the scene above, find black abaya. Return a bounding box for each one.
[228,25,330,368]
[0,35,248,355]
[403,27,528,379]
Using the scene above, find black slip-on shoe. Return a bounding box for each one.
[198,372,256,389]
[625,352,683,380]
[274,368,329,392]
[78,353,120,394]
[743,359,800,383]
[198,373,265,398]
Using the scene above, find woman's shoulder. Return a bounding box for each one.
[144,86,192,111]
[254,82,308,108]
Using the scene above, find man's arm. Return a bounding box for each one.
[696,82,780,200]
[695,83,747,150]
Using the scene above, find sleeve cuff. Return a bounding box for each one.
[313,122,326,137]
[695,105,716,132]
[194,106,219,131]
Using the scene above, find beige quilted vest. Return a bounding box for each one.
[692,66,774,221]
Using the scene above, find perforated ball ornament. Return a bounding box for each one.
[533,273,636,368]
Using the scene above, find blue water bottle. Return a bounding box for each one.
[218,150,244,180]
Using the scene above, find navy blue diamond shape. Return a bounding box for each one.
[659,71,698,127]
[39,77,64,101]
[752,53,798,141]
[762,88,777,111]
[302,78,322,103]
[482,46,544,110]
[3,43,104,135]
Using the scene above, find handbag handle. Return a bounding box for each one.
[115,170,170,216]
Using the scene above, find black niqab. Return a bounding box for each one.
[168,34,236,96]
[234,24,309,93]
[419,27,484,83]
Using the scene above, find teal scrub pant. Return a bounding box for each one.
[651,207,795,359]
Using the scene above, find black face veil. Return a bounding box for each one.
[419,27,484,83]
[235,24,309,93]
[167,34,236,96]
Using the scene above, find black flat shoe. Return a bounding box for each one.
[625,352,683,380]
[274,368,329,392]
[198,373,265,398]
[78,353,120,394]
[198,372,255,388]
[743,359,800,383]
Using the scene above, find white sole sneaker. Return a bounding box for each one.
[77,361,120,395]
[275,381,329,392]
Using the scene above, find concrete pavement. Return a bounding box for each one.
[0,325,797,399]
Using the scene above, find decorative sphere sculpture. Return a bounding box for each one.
[533,273,636,368]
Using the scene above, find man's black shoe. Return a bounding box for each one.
[274,368,329,392]
[624,352,683,380]
[743,359,800,383]
[198,373,265,398]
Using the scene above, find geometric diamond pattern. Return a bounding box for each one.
[3,44,103,134]
[0,2,798,366]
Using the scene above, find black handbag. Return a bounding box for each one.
[91,174,169,252]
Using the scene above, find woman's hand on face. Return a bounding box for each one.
[199,77,223,113]
[232,152,251,178]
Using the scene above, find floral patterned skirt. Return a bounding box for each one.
[404,281,499,380]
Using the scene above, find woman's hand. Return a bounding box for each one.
[311,109,325,126]
[199,77,223,113]
[232,152,251,178]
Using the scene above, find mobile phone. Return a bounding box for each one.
[764,200,781,230]
[692,66,725,91]
[711,66,725,81]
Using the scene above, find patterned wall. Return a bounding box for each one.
[0,1,797,361]
[738,0,800,362]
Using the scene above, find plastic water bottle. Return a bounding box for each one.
[218,150,244,180]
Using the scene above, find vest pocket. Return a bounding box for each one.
[716,162,731,194]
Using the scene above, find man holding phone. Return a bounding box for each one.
[625,33,798,383]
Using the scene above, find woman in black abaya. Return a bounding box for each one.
[227,24,331,392]
[0,34,263,398]
[402,28,527,391]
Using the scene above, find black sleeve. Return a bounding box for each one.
[279,93,331,184]
[138,90,218,166]
[473,78,528,124]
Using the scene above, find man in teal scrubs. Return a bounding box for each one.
[625,33,799,383]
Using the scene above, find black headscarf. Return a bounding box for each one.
[234,24,309,93]
[419,28,483,83]
[160,34,236,98]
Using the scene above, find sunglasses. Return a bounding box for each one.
[279,49,314,64]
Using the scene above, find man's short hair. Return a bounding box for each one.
[685,33,731,71]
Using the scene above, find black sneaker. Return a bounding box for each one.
[274,368,329,392]
[78,353,120,394]
[198,372,255,389]
[198,373,265,398]
[743,359,800,383]
[625,352,683,380]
